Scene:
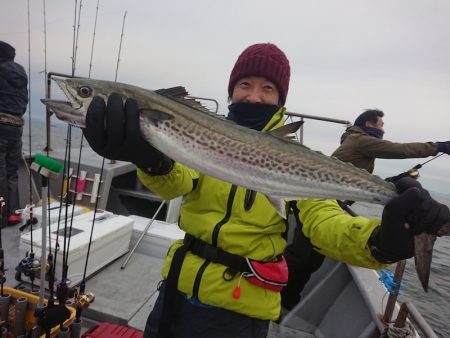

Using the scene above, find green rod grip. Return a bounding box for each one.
[34,153,64,174]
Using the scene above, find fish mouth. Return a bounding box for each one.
[41,99,76,114]
[40,77,88,128]
[40,98,86,128]
[53,77,84,110]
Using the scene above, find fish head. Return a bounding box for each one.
[40,77,123,128]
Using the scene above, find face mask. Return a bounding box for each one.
[366,127,384,139]
[227,102,279,131]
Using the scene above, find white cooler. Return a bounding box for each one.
[128,214,185,259]
[32,202,85,226]
[19,210,134,286]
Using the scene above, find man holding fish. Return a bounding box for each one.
[49,43,449,338]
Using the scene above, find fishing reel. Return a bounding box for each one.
[15,255,48,282]
[14,204,39,232]
[19,215,38,232]
[385,167,420,183]
[55,279,77,303]
[75,292,95,310]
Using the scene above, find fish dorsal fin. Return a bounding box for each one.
[269,121,304,138]
[155,86,189,98]
[155,86,215,114]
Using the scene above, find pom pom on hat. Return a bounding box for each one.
[228,43,290,105]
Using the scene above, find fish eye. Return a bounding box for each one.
[77,86,93,98]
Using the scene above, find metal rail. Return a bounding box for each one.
[44,72,80,151]
[187,96,219,113]
[285,111,351,144]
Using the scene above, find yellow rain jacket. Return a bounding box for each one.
[137,108,386,321]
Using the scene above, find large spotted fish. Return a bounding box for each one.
[41,77,450,291]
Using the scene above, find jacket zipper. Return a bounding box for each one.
[192,184,237,299]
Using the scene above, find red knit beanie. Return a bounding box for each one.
[228,43,290,105]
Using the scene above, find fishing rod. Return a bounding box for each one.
[88,0,100,78]
[60,134,85,290]
[35,0,98,325]
[49,126,72,285]
[114,10,127,82]
[385,153,445,183]
[71,0,81,77]
[55,0,100,291]
[47,0,85,314]
[29,155,72,337]
[74,159,106,320]
[12,0,41,298]
[26,0,36,292]
[48,0,97,324]
[61,127,72,284]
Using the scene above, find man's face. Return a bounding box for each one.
[367,117,384,132]
[231,76,280,105]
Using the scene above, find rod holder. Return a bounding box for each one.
[71,318,82,338]
[0,293,10,322]
[14,297,27,337]
[58,326,70,337]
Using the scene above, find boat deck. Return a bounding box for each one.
[82,252,162,330]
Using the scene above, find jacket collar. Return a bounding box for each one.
[262,107,286,132]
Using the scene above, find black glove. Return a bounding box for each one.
[369,177,450,263]
[436,141,450,155]
[395,178,449,235]
[83,93,173,174]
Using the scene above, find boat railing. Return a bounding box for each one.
[391,302,439,338]
[285,111,352,145]
[44,72,81,151]
[187,96,219,114]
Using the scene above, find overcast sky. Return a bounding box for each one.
[2,0,450,194]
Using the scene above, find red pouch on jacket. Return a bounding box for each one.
[244,256,288,292]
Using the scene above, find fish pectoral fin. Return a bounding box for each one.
[269,121,304,138]
[140,109,175,122]
[265,195,287,219]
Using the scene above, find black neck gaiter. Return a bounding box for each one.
[227,102,280,131]
[365,127,384,139]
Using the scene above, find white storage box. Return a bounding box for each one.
[19,210,134,286]
[129,215,184,259]
[32,202,85,226]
